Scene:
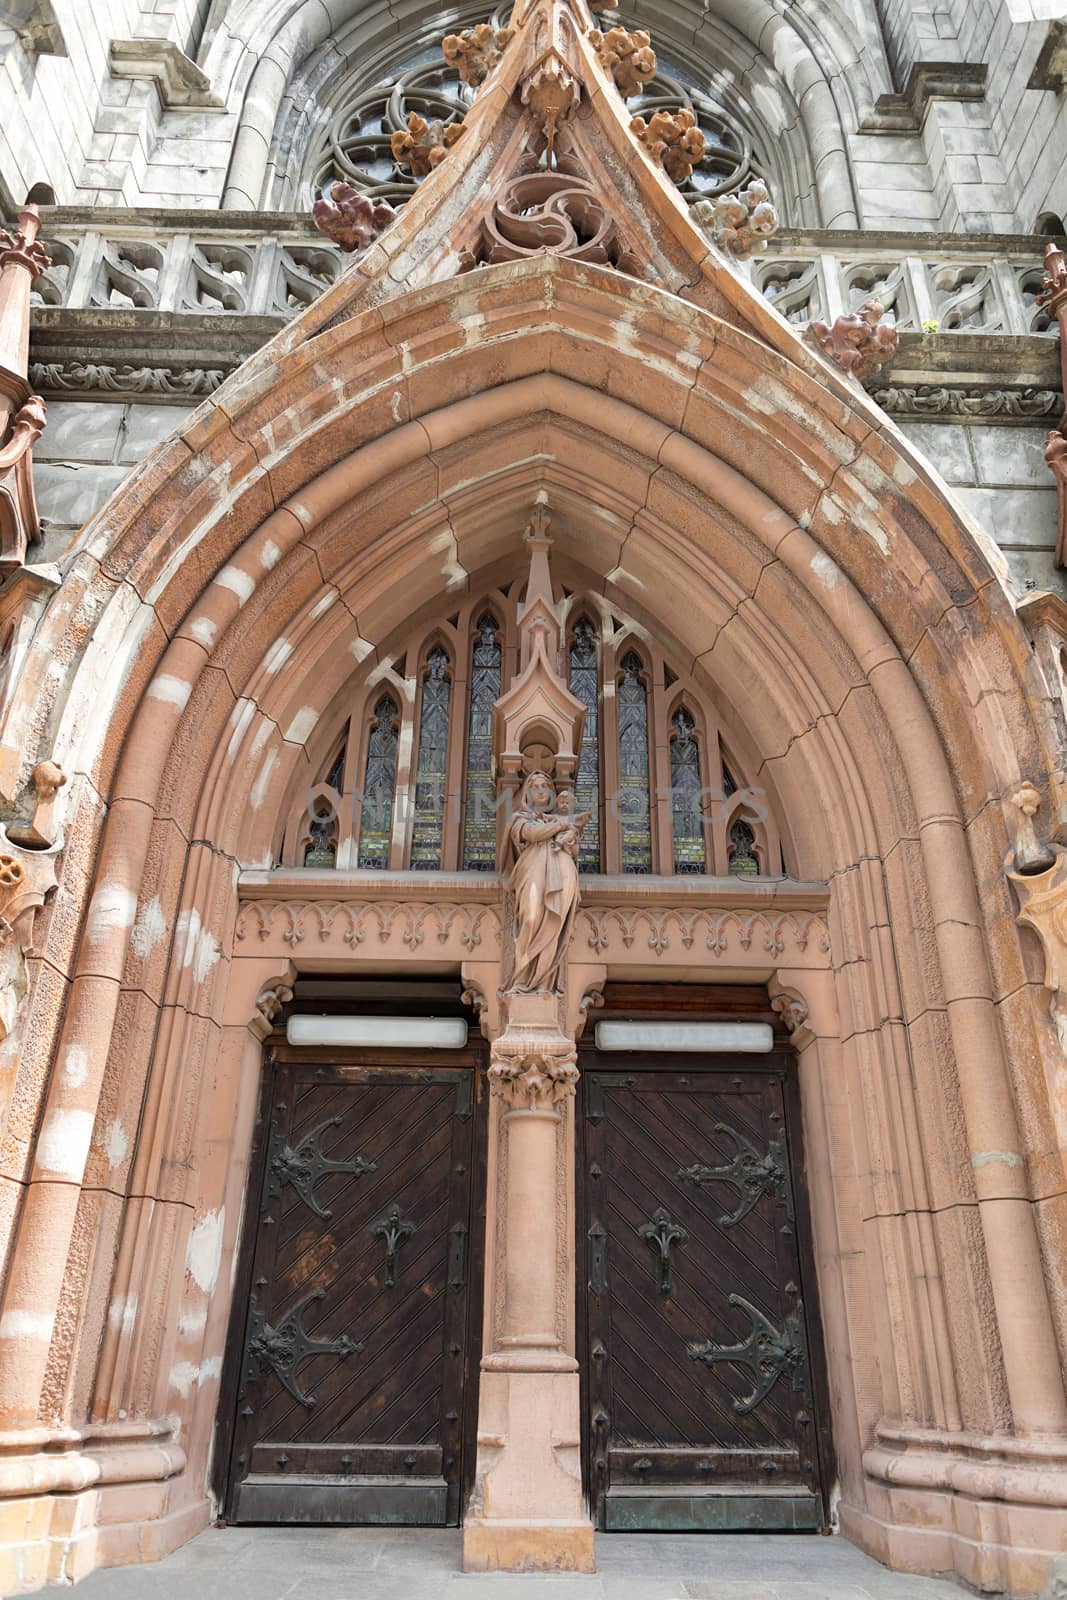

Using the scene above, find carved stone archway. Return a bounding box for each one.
[0,3,1065,1590]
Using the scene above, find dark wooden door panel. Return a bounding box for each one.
[226,1063,481,1526]
[580,1061,829,1533]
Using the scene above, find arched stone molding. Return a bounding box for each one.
[0,208,1065,1588]
[212,0,862,224]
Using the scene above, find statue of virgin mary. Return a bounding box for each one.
[501,771,588,994]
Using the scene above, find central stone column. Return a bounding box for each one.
[463,992,593,1572]
[462,503,595,1571]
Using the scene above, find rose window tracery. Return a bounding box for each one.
[302,14,768,213]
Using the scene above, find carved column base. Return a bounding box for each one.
[462,1369,594,1573]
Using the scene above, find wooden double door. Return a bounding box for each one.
[577,1054,832,1532]
[222,1054,485,1526]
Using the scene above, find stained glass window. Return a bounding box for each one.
[462,613,502,871]
[568,617,601,871]
[357,695,399,869]
[303,743,346,867]
[729,818,759,877]
[670,707,706,874]
[617,650,652,874]
[410,646,451,870]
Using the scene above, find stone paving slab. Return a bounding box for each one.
[42,1528,967,1598]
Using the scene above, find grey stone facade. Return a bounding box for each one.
[3,0,1067,595]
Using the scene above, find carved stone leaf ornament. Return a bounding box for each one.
[589,26,656,99]
[630,109,707,184]
[812,298,899,383]
[390,112,466,178]
[692,178,779,259]
[312,182,394,254]
[442,23,514,88]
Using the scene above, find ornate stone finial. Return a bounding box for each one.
[7,759,66,850]
[442,23,514,87]
[692,179,779,259]
[390,112,466,178]
[811,299,899,384]
[629,109,706,184]
[312,183,394,253]
[589,26,656,98]
[1009,781,1056,875]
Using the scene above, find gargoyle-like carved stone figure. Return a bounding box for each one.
[442,23,513,87]
[390,112,466,178]
[312,182,394,253]
[589,26,656,99]
[811,299,899,384]
[502,772,589,995]
[629,108,706,184]
[693,178,778,259]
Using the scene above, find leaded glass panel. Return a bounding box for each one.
[462,613,502,871]
[410,646,451,870]
[670,707,706,874]
[617,650,652,874]
[729,818,759,878]
[357,696,399,868]
[569,617,601,872]
[303,743,346,867]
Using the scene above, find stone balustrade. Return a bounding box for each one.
[28,212,1052,334]
[753,228,1055,338]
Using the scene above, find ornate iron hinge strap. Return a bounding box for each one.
[370,1204,416,1288]
[678,1123,792,1227]
[242,1289,363,1408]
[689,1294,811,1415]
[267,1114,377,1220]
[638,1207,687,1297]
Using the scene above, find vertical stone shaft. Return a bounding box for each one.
[500,1104,563,1352]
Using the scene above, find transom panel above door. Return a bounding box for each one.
[224,1058,484,1526]
[578,1059,831,1532]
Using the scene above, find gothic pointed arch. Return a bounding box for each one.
[0,4,1065,1593]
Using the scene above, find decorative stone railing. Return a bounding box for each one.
[31,209,342,319]
[23,212,1057,403]
[754,229,1055,338]
[29,213,1052,332]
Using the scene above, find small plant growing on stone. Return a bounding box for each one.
[922,318,939,334]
